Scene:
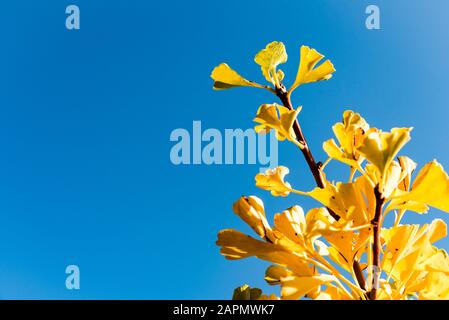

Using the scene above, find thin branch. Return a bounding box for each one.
[353,260,367,292]
[275,85,329,192]
[369,185,385,300]
[275,83,368,293]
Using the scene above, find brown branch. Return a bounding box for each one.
[353,260,367,292]
[369,185,384,300]
[275,84,368,295]
[275,85,337,219]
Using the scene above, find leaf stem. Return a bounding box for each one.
[312,254,366,299]
[309,259,357,299]
[349,166,356,182]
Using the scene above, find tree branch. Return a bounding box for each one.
[275,84,368,295]
[369,185,384,300]
[353,260,367,292]
[275,85,337,220]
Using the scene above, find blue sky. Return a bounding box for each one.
[0,0,449,299]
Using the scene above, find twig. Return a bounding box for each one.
[353,260,367,292]
[369,185,385,300]
[275,85,330,195]
[275,83,368,293]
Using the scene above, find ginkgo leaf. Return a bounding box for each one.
[254,41,288,87]
[232,284,263,300]
[323,111,370,170]
[397,156,417,191]
[382,224,419,275]
[258,294,281,300]
[382,219,447,285]
[323,138,363,171]
[272,206,328,255]
[336,111,370,151]
[254,103,281,134]
[232,196,274,241]
[419,272,449,300]
[265,265,294,285]
[280,274,335,300]
[325,228,370,266]
[304,207,339,239]
[254,103,301,143]
[265,264,329,300]
[308,175,375,226]
[210,63,264,90]
[255,166,292,197]
[403,161,449,213]
[273,206,307,246]
[290,45,335,92]
[216,229,311,276]
[276,69,285,82]
[357,127,412,178]
[418,249,449,275]
[217,229,284,259]
[384,199,429,215]
[382,160,403,199]
[265,264,334,300]
[314,285,352,300]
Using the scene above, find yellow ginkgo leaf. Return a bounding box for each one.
[419,272,449,300]
[382,219,447,285]
[254,41,288,87]
[217,229,284,259]
[384,199,429,215]
[265,265,294,285]
[258,294,281,300]
[279,274,335,300]
[357,127,412,178]
[382,160,403,199]
[418,248,449,275]
[273,206,307,247]
[265,264,334,300]
[325,228,370,267]
[323,138,363,172]
[232,285,262,300]
[216,229,311,276]
[308,175,375,226]
[397,156,417,191]
[337,111,370,150]
[210,63,264,90]
[276,69,285,82]
[314,285,352,300]
[272,206,328,256]
[232,196,274,242]
[254,104,281,133]
[265,264,327,300]
[382,224,419,275]
[323,111,370,171]
[255,166,292,197]
[254,103,301,143]
[290,45,335,92]
[403,160,449,213]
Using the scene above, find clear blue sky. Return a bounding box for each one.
[0,0,448,299]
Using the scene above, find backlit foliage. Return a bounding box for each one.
[211,41,449,300]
